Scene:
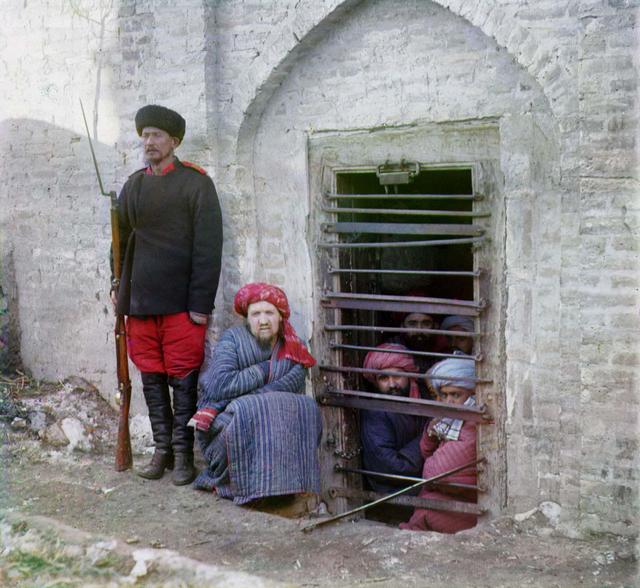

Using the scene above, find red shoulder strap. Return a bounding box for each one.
[181,160,207,175]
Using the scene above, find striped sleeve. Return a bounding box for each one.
[198,329,267,409]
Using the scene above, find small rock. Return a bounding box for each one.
[60,417,92,452]
[539,501,562,528]
[27,410,47,434]
[149,539,165,548]
[11,417,27,430]
[128,550,157,580]
[514,507,538,522]
[86,540,117,566]
[129,557,149,578]
[594,551,616,566]
[44,422,70,447]
[125,536,140,544]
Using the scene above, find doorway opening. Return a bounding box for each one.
[317,163,489,525]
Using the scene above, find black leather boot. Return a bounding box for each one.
[173,453,196,486]
[137,448,174,480]
[137,372,174,480]
[169,370,199,486]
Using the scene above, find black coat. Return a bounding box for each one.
[114,159,223,316]
[360,409,424,494]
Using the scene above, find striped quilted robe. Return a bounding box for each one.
[194,326,322,503]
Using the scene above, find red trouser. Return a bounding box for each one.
[126,312,207,378]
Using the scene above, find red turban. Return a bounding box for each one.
[362,343,420,399]
[234,282,316,368]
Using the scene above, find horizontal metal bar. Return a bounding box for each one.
[318,364,492,385]
[322,206,490,218]
[323,222,483,236]
[321,298,479,317]
[330,342,480,362]
[324,325,478,338]
[320,393,480,422]
[329,487,485,515]
[320,388,489,421]
[326,193,477,201]
[328,268,481,277]
[319,237,484,249]
[325,292,481,308]
[334,466,481,492]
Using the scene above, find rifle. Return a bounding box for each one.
[80,100,132,471]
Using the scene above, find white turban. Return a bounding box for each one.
[427,357,476,393]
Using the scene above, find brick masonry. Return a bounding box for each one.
[0,0,637,537]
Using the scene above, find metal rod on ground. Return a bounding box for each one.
[301,457,485,533]
[334,465,479,491]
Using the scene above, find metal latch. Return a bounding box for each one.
[376,160,419,187]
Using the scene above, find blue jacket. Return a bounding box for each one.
[360,410,424,494]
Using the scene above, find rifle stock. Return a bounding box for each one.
[114,312,132,471]
[111,194,133,471]
[80,100,132,471]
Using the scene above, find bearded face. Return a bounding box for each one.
[247,301,282,349]
[403,312,435,351]
[374,374,411,397]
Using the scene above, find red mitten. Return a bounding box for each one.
[188,408,218,431]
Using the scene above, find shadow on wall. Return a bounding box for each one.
[0,117,120,397]
[0,250,21,373]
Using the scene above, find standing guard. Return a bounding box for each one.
[111,105,223,485]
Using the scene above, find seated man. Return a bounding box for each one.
[401,356,478,534]
[360,344,425,494]
[440,315,475,356]
[189,283,322,505]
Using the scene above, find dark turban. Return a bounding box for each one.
[362,343,420,398]
[135,105,186,141]
[234,282,316,368]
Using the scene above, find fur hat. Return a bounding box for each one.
[135,105,185,141]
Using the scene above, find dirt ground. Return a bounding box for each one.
[0,376,637,587]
